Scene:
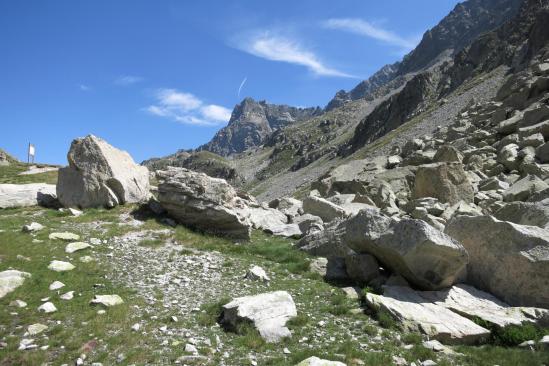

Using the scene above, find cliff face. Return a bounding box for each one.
[325,0,523,111]
[198,98,321,156]
[344,0,548,155]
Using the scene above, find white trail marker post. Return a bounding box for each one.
[28,143,35,164]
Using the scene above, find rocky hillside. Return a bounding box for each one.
[0,148,17,166]
[325,0,522,110]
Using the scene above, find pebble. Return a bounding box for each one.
[37,302,57,313]
[49,281,65,290]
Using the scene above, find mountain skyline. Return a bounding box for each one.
[1,0,460,164]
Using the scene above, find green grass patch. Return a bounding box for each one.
[0,163,58,184]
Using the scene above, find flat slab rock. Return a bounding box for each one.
[296,356,347,366]
[49,232,80,241]
[65,242,91,253]
[48,260,75,272]
[366,286,490,344]
[220,291,297,343]
[366,285,549,344]
[0,183,56,208]
[0,270,31,299]
[420,284,549,328]
[90,294,124,307]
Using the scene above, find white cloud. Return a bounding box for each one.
[146,89,231,126]
[114,75,144,86]
[238,33,354,78]
[79,84,90,91]
[323,18,419,51]
[201,104,232,122]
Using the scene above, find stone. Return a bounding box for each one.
[536,142,549,163]
[67,208,83,217]
[184,343,198,355]
[9,299,27,308]
[0,270,31,299]
[65,242,91,254]
[365,286,490,344]
[302,196,347,222]
[497,143,520,170]
[156,167,251,240]
[245,265,270,282]
[22,222,44,233]
[387,155,402,168]
[341,287,361,300]
[434,145,463,163]
[90,294,124,307]
[48,260,75,272]
[37,302,57,313]
[60,291,74,300]
[238,207,301,238]
[413,163,474,204]
[0,183,57,208]
[445,215,549,307]
[344,253,380,284]
[420,284,549,329]
[49,232,80,241]
[503,174,549,202]
[220,291,297,343]
[27,323,48,335]
[295,356,346,366]
[494,199,549,229]
[57,135,150,208]
[293,214,324,236]
[49,281,65,290]
[344,211,468,290]
[273,197,303,217]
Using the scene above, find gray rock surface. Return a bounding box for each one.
[0,270,31,299]
[220,291,297,342]
[156,167,251,240]
[413,163,474,204]
[57,135,150,208]
[445,215,549,307]
[0,183,57,208]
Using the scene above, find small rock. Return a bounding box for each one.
[65,242,91,253]
[60,291,74,300]
[49,281,65,290]
[48,260,75,272]
[185,343,198,355]
[67,208,83,217]
[245,265,270,282]
[27,323,48,335]
[48,232,80,241]
[283,347,291,354]
[9,299,27,308]
[37,302,57,313]
[131,323,140,332]
[22,222,44,233]
[79,256,94,263]
[90,294,124,307]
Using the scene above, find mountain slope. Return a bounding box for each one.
[198,98,322,156]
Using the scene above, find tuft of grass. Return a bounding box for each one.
[287,314,310,329]
[234,323,267,350]
[196,297,230,327]
[325,291,352,316]
[402,332,423,345]
[376,310,397,329]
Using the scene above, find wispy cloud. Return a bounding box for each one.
[323,18,419,52]
[79,84,90,91]
[237,33,354,78]
[146,89,231,126]
[114,75,144,86]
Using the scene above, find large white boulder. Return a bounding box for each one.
[445,215,549,308]
[156,167,251,239]
[0,183,57,208]
[220,291,297,343]
[56,135,150,208]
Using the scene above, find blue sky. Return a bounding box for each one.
[0,0,461,164]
